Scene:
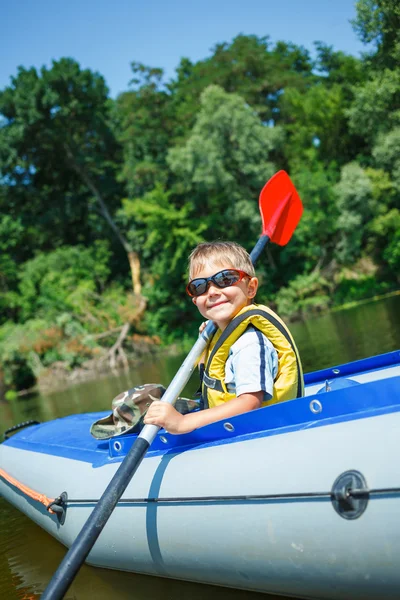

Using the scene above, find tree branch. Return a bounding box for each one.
[107,322,130,370]
[63,143,142,295]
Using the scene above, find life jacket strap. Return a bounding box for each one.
[203,372,225,392]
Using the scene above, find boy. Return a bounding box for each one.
[144,241,304,435]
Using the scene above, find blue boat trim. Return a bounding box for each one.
[303,349,400,385]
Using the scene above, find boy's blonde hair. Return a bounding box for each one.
[188,241,255,279]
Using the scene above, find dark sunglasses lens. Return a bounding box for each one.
[188,270,242,296]
[188,279,207,296]
[214,270,240,287]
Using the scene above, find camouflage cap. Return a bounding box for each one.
[90,383,199,440]
[90,383,166,440]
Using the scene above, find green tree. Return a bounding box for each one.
[369,208,400,278]
[279,155,338,276]
[383,229,400,278]
[314,42,365,89]
[274,271,333,319]
[168,85,283,244]
[333,162,390,264]
[346,69,400,144]
[0,58,142,294]
[280,44,365,167]
[119,185,206,336]
[114,63,173,198]
[352,0,400,68]
[0,215,24,323]
[17,243,111,321]
[168,35,313,133]
[281,83,348,165]
[372,127,400,188]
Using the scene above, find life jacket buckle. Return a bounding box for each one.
[203,373,217,389]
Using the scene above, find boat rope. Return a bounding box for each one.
[0,467,55,513]
[3,420,40,440]
[59,486,400,505]
[2,463,399,525]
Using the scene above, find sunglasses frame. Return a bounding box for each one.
[186,269,252,297]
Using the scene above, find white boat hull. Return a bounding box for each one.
[1,408,400,599]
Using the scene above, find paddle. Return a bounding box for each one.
[41,169,303,600]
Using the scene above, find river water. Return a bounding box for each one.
[1,294,399,599]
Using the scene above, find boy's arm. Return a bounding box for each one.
[143,392,263,435]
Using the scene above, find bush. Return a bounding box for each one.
[333,275,391,305]
[274,271,332,320]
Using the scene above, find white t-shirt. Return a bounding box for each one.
[224,325,278,401]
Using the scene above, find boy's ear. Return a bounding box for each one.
[192,297,197,305]
[247,277,258,299]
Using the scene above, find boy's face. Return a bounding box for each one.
[190,261,258,331]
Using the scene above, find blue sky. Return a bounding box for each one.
[2,0,367,98]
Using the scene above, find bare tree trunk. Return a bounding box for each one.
[64,144,142,296]
[128,251,142,296]
[105,322,130,371]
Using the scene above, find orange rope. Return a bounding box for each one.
[0,467,55,512]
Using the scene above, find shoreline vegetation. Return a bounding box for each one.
[330,289,400,312]
[4,338,164,401]
[1,2,399,399]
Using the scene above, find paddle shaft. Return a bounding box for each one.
[40,324,214,600]
[40,436,149,600]
[250,234,269,264]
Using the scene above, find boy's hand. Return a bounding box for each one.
[199,320,208,333]
[144,401,193,435]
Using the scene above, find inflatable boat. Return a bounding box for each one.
[1,350,400,600]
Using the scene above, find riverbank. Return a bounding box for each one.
[330,289,400,312]
[4,338,167,400]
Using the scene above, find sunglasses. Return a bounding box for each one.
[186,269,251,297]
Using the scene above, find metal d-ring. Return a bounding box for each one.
[331,470,369,519]
[113,441,122,452]
[309,399,322,414]
[223,422,235,432]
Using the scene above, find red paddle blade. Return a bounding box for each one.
[259,170,303,245]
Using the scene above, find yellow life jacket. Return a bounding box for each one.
[202,303,304,408]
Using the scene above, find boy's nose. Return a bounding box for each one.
[206,282,221,296]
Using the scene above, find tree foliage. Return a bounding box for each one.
[1,6,399,390]
[352,0,400,68]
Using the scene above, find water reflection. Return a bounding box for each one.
[290,294,400,373]
[0,498,272,600]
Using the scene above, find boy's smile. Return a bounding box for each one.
[191,262,258,330]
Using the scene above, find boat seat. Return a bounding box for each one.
[317,378,360,393]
